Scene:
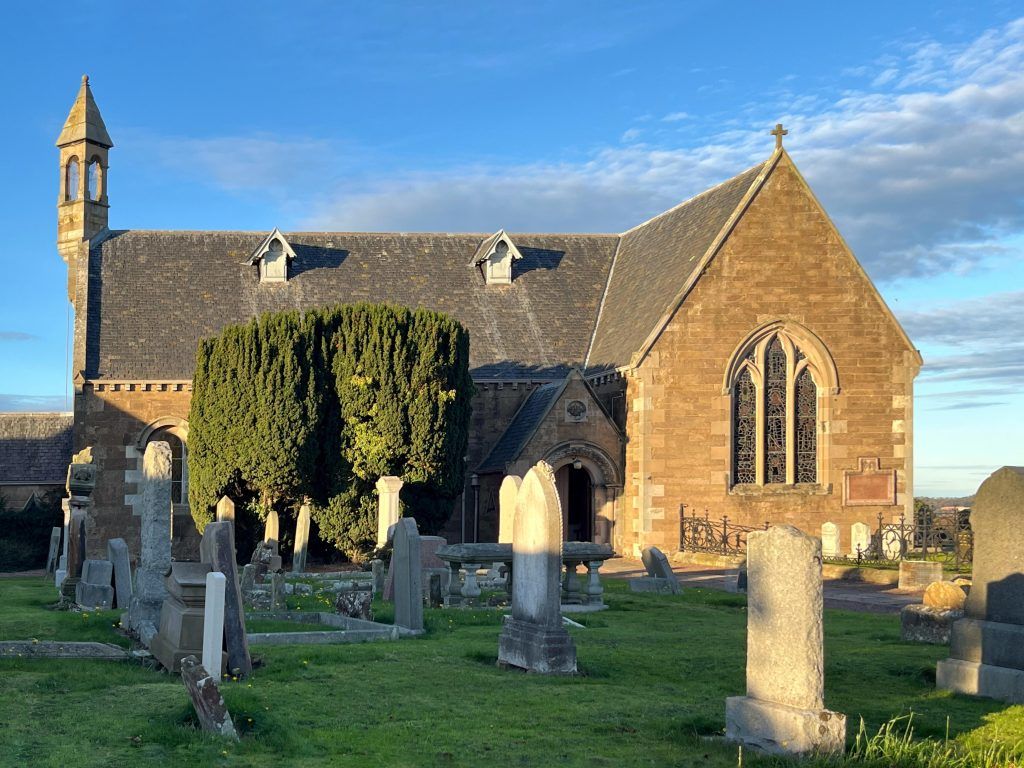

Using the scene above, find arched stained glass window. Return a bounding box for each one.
[764,337,787,483]
[795,368,817,483]
[733,367,757,484]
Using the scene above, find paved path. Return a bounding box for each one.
[603,558,919,615]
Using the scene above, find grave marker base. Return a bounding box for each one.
[725,696,846,756]
[497,617,577,675]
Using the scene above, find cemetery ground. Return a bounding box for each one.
[1,578,1023,767]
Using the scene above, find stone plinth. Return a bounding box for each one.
[726,525,845,756]
[901,604,962,644]
[150,561,218,674]
[497,462,576,674]
[938,467,1024,703]
[899,561,943,591]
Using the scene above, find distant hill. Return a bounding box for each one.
[916,495,975,510]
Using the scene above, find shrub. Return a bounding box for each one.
[0,491,63,572]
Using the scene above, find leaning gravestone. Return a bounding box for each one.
[498,461,577,674]
[821,522,840,558]
[126,442,173,643]
[107,538,133,610]
[498,475,522,544]
[76,559,114,609]
[392,518,424,632]
[45,527,61,576]
[200,521,252,677]
[180,656,238,740]
[726,525,846,756]
[938,466,1024,703]
[293,503,311,573]
[631,546,681,594]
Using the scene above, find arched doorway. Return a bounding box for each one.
[555,463,593,542]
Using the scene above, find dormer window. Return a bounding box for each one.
[247,228,297,283]
[470,229,524,285]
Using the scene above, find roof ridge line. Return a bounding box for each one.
[617,159,768,237]
[103,229,621,238]
[584,234,624,368]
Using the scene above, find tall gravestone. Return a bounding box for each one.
[203,571,227,679]
[293,503,311,574]
[201,521,252,677]
[498,462,577,674]
[849,521,871,558]
[45,527,61,575]
[498,475,522,544]
[726,525,846,756]
[263,510,280,549]
[58,448,96,592]
[376,476,404,548]
[60,511,88,602]
[937,467,1024,703]
[107,538,133,609]
[821,522,840,558]
[126,441,173,642]
[392,518,424,632]
[55,500,71,587]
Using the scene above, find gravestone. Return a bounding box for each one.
[263,510,280,549]
[498,461,577,674]
[384,535,447,601]
[899,560,943,591]
[45,527,61,575]
[59,448,97,592]
[55,500,71,587]
[60,511,87,602]
[200,521,252,677]
[376,476,404,547]
[631,546,681,594]
[498,475,522,544]
[215,496,235,524]
[202,571,227,677]
[180,656,238,740]
[293,503,311,573]
[150,561,215,673]
[849,521,871,558]
[76,559,114,609]
[821,522,840,558]
[107,538,133,609]
[126,441,173,642]
[370,559,385,596]
[392,518,424,632]
[938,466,1024,703]
[726,525,846,756]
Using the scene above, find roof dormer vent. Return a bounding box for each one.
[470,229,523,285]
[247,228,296,283]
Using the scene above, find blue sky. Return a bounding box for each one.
[1,2,1021,497]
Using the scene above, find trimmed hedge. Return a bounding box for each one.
[188,304,473,560]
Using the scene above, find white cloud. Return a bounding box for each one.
[661,111,690,122]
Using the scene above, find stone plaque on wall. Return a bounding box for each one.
[843,458,896,506]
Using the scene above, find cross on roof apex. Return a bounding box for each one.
[770,123,788,150]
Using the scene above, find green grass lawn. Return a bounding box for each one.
[0,577,1022,767]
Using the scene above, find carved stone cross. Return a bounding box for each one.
[771,123,788,149]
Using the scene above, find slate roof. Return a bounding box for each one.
[586,162,766,371]
[0,413,73,485]
[83,160,771,381]
[477,381,564,473]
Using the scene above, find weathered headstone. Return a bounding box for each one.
[45,527,61,575]
[200,521,252,677]
[849,521,872,558]
[630,546,681,594]
[263,509,280,548]
[820,522,840,558]
[293,503,311,573]
[126,441,173,642]
[150,561,214,673]
[938,466,1024,702]
[370,559,385,597]
[59,448,97,591]
[55,499,71,587]
[498,475,522,544]
[899,560,943,591]
[376,476,404,547]
[726,525,846,756]
[384,534,447,601]
[60,510,87,602]
[202,571,227,677]
[901,604,963,644]
[107,538,133,609]
[180,656,238,740]
[215,496,235,524]
[392,518,424,632]
[75,559,114,609]
[498,461,577,674]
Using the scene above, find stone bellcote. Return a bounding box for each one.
[470,230,524,285]
[57,75,113,298]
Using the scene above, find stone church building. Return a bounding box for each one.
[55,77,920,559]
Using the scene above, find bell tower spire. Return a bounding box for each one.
[56,75,113,269]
